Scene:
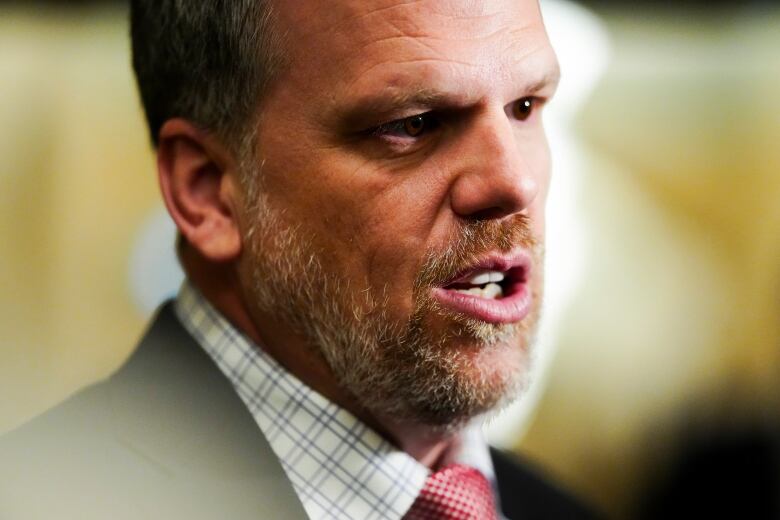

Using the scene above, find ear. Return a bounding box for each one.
[157,119,242,262]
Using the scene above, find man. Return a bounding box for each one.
[1,0,599,518]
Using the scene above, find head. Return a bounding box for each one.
[133,0,559,431]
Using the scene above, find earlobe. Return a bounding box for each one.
[157,119,242,262]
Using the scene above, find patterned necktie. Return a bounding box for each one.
[403,464,499,520]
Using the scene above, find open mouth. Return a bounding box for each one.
[441,266,526,300]
[431,250,533,324]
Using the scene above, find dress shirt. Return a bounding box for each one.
[175,281,499,520]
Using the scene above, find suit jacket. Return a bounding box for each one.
[0,303,599,519]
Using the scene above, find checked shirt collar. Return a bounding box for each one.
[175,281,498,520]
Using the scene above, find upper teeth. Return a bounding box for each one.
[455,282,504,299]
[467,271,505,285]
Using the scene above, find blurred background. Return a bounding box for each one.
[1,0,779,518]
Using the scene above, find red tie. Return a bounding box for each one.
[403,464,499,520]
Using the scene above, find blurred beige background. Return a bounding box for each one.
[518,6,780,518]
[1,3,779,518]
[1,5,158,431]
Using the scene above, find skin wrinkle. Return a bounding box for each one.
[503,41,551,77]
[360,21,529,48]
[355,0,503,33]
[346,58,480,97]
[334,12,531,93]
[356,20,506,52]
[360,5,533,47]
[362,179,434,291]
[341,58,558,126]
[344,0,426,38]
[307,23,549,142]
[281,1,423,47]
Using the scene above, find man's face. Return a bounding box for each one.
[237,0,558,428]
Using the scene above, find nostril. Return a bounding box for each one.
[467,207,507,221]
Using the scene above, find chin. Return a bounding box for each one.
[461,330,530,395]
[384,322,533,429]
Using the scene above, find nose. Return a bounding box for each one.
[448,110,540,221]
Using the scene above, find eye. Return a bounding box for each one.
[372,112,439,139]
[512,97,538,121]
[403,115,426,137]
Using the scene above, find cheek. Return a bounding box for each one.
[352,174,451,315]
[263,158,434,312]
[358,187,438,290]
[519,130,551,227]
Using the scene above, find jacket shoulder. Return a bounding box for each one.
[0,302,307,520]
[0,381,137,518]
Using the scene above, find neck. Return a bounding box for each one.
[378,415,458,469]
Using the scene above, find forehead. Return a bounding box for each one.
[273,0,555,107]
[282,0,544,44]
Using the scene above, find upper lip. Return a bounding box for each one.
[441,249,532,287]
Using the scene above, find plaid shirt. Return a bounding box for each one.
[175,281,497,520]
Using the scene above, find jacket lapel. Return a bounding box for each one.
[106,302,308,519]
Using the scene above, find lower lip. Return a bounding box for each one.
[431,279,532,325]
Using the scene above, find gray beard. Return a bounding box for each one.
[244,196,537,430]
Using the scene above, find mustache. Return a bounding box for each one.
[414,214,537,291]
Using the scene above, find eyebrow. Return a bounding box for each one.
[337,69,561,131]
[337,88,456,130]
[528,68,561,97]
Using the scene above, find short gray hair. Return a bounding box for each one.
[130,0,286,150]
